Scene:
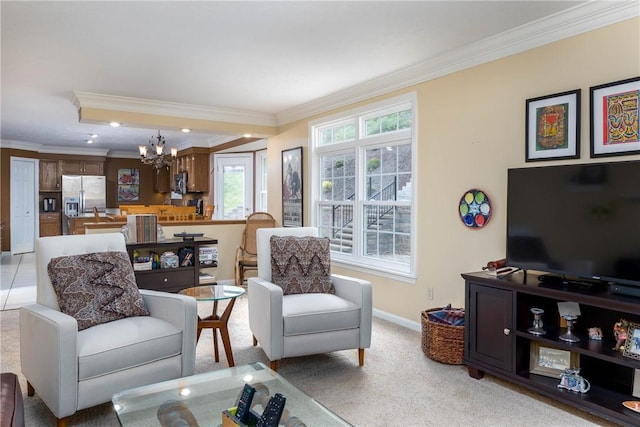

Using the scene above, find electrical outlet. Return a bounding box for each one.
[427,287,434,300]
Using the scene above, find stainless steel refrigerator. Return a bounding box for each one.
[62,175,106,214]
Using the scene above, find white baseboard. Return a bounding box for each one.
[373,308,421,332]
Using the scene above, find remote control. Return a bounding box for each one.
[257,393,286,427]
[235,383,256,423]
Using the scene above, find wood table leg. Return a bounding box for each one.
[212,301,219,362]
[197,297,239,367]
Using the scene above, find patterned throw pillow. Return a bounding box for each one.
[270,236,334,295]
[47,251,150,330]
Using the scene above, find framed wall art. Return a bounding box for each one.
[458,189,491,229]
[623,322,640,360]
[529,342,579,378]
[117,168,140,201]
[525,89,580,162]
[282,146,303,227]
[590,76,640,158]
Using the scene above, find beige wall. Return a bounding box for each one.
[267,18,640,325]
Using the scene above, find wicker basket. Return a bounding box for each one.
[421,308,464,365]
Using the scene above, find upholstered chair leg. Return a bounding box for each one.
[57,417,68,427]
[358,348,365,366]
[270,360,278,371]
[27,381,34,396]
[252,335,258,346]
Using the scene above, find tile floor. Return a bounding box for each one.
[0,252,37,310]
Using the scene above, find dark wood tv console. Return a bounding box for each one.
[463,271,640,426]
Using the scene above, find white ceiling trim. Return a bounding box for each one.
[72,91,278,127]
[0,138,111,156]
[276,1,639,126]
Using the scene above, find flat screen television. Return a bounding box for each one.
[506,160,640,292]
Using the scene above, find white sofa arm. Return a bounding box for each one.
[332,274,373,348]
[247,277,284,361]
[139,289,198,376]
[20,304,79,419]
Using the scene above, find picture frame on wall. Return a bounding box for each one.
[623,322,640,360]
[117,168,140,201]
[590,76,640,158]
[525,89,580,162]
[282,146,303,227]
[529,342,579,378]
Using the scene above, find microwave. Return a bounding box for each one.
[174,172,188,194]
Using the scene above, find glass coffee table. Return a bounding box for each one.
[179,285,245,367]
[112,362,352,426]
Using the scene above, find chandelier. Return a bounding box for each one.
[138,131,177,170]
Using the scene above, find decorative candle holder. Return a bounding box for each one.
[559,314,580,343]
[527,307,546,336]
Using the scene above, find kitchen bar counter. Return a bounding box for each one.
[63,212,109,235]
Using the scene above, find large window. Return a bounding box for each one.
[312,94,416,277]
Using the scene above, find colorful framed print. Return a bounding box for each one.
[282,146,303,227]
[590,77,640,158]
[525,89,580,162]
[117,168,139,185]
[529,342,579,378]
[623,322,640,360]
[118,168,140,201]
[118,184,139,201]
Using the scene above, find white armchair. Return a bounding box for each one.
[20,233,197,426]
[248,227,372,371]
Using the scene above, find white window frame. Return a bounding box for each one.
[255,149,268,212]
[213,153,254,219]
[310,93,417,279]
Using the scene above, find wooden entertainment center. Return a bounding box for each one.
[463,271,640,426]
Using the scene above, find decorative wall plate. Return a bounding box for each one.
[459,189,491,228]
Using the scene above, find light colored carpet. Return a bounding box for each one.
[0,295,611,426]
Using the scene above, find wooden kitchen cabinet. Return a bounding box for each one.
[153,167,171,193]
[61,159,104,175]
[40,212,61,237]
[39,159,61,191]
[175,149,209,193]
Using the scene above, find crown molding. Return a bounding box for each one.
[277,1,639,126]
[107,150,139,159]
[0,139,42,152]
[72,91,278,127]
[1,139,110,156]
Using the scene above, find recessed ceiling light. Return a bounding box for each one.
[181,128,191,133]
[109,122,121,127]
[86,139,94,144]
[90,133,98,138]
[243,133,252,138]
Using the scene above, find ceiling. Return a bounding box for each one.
[1,1,636,157]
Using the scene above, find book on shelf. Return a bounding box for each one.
[199,245,218,265]
[127,214,158,243]
[199,272,216,284]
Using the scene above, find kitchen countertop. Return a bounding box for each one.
[64,213,98,218]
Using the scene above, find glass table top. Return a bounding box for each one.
[112,362,351,426]
[179,285,245,301]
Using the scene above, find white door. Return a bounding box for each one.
[214,154,253,219]
[10,157,38,254]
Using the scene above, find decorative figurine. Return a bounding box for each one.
[558,368,590,393]
[613,319,629,351]
[588,327,603,340]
